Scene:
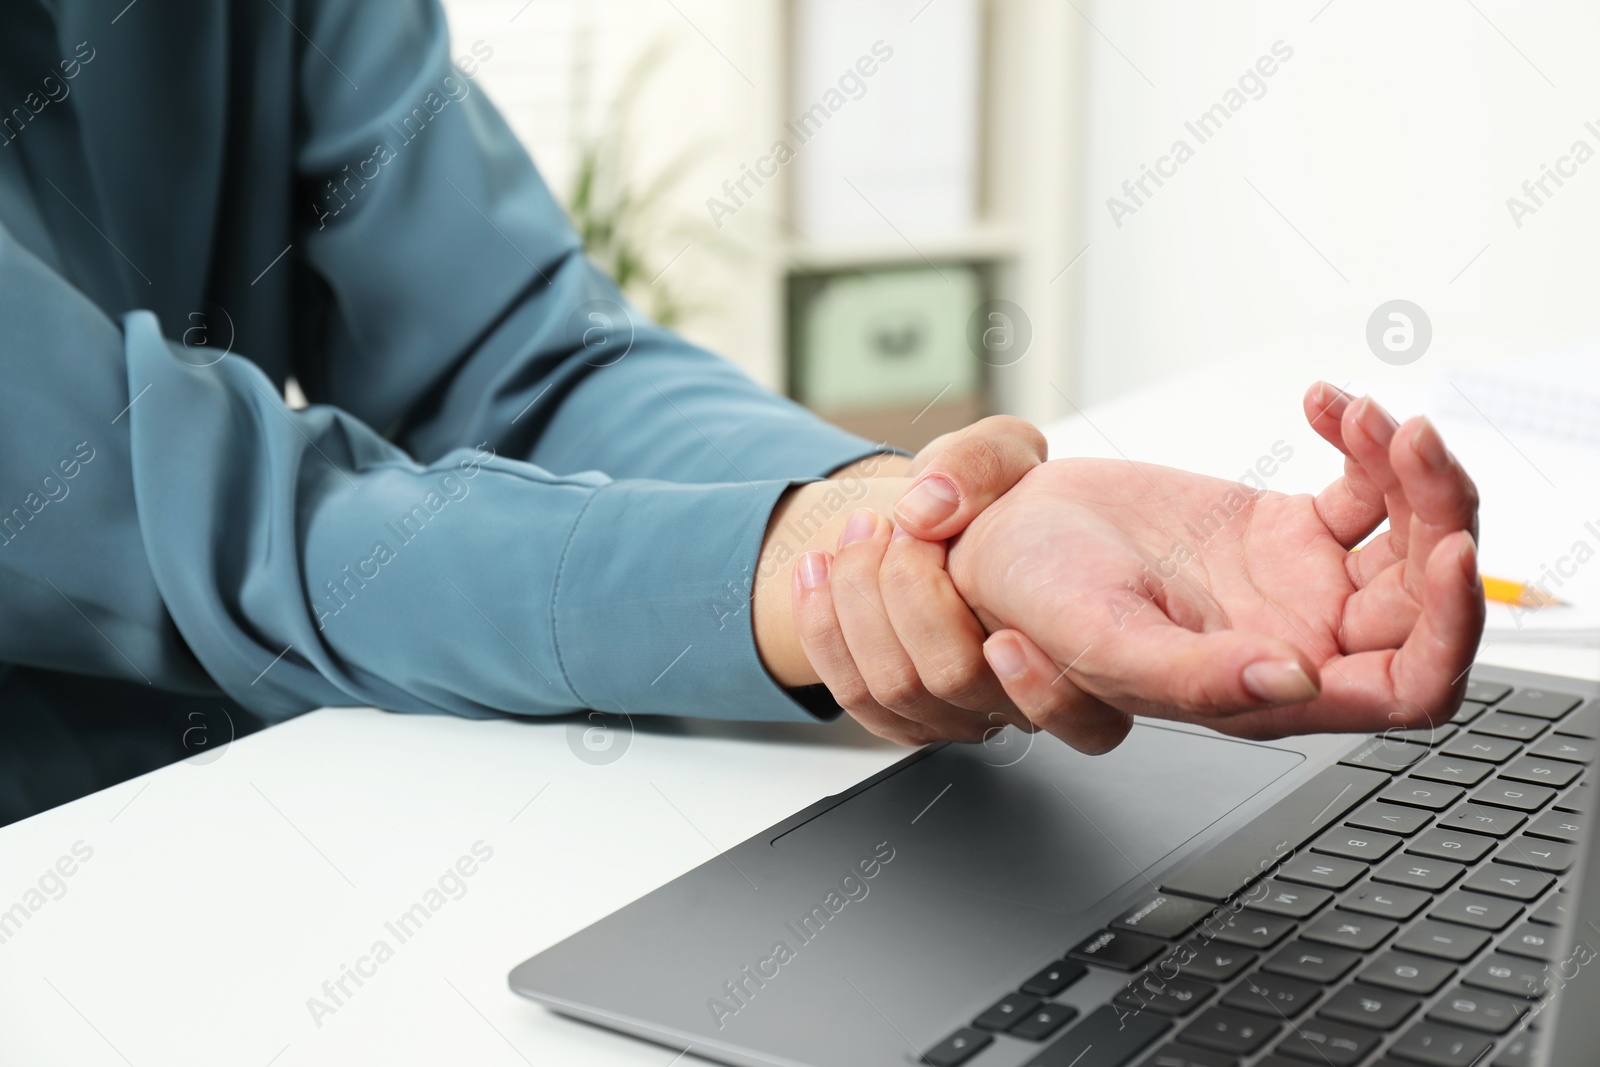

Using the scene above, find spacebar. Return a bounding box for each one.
[1026,1005,1168,1067]
[1159,763,1388,902]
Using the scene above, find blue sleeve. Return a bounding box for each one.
[0,0,881,725]
[292,1,877,487]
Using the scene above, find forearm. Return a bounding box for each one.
[752,466,913,687]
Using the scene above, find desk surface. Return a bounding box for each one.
[3,365,1597,1067]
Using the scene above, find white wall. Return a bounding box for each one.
[1075,0,1600,404]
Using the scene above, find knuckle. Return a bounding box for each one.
[873,665,927,713]
[832,678,875,713]
[986,415,1047,460]
[879,545,932,592]
[925,656,987,706]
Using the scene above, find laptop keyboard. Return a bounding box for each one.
[921,676,1595,1067]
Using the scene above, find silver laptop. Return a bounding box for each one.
[511,664,1598,1067]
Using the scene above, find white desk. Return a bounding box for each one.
[3,367,1596,1067]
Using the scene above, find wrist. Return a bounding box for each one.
[752,475,911,687]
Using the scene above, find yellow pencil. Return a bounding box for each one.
[1482,576,1568,609]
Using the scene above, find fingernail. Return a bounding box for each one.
[890,525,911,542]
[1316,381,1351,412]
[895,475,959,529]
[838,508,878,548]
[1412,417,1450,470]
[984,635,1027,680]
[1356,396,1397,446]
[1242,660,1319,705]
[796,551,830,591]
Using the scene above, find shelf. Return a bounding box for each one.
[781,223,1023,273]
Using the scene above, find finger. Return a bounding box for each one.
[1303,380,1356,452]
[1082,615,1323,720]
[894,415,1046,541]
[1306,384,1390,549]
[879,530,1029,728]
[1336,565,1421,653]
[830,510,991,740]
[1338,396,1412,582]
[1241,530,1482,737]
[984,630,1133,754]
[1390,416,1481,598]
[792,551,932,746]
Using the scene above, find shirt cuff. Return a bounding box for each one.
[550,471,864,723]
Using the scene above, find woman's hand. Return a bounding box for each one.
[947,383,1485,749]
[787,417,1053,746]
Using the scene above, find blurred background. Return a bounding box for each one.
[438,0,1600,451]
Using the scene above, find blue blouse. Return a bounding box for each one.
[0,0,879,725]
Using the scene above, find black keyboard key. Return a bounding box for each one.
[1530,892,1569,926]
[1071,929,1167,971]
[1530,735,1594,764]
[1390,1021,1493,1065]
[1027,1004,1170,1067]
[1166,941,1255,983]
[1470,781,1555,813]
[1222,970,1320,1018]
[1411,755,1493,787]
[1301,910,1397,951]
[1392,722,1460,747]
[1500,921,1560,962]
[1429,891,1522,932]
[1462,954,1547,998]
[1272,1018,1380,1065]
[1347,802,1431,836]
[1453,699,1489,724]
[1313,826,1402,862]
[974,992,1041,1031]
[1405,827,1495,864]
[1011,1003,1080,1041]
[1341,881,1430,921]
[1359,951,1455,995]
[1381,779,1464,811]
[1500,755,1583,788]
[1115,974,1216,1018]
[1262,941,1361,984]
[1554,779,1592,812]
[1134,1044,1235,1067]
[1497,688,1582,720]
[1207,909,1296,949]
[1115,895,1218,941]
[1554,699,1599,739]
[1470,713,1547,743]
[1442,734,1521,764]
[1461,862,1552,901]
[1340,737,1431,773]
[1492,1031,1541,1067]
[1465,680,1511,704]
[1022,959,1088,997]
[1160,766,1387,902]
[1318,984,1420,1030]
[1526,807,1585,843]
[1277,853,1366,891]
[923,1027,992,1066]
[1426,988,1527,1034]
[1495,836,1575,873]
[1179,1007,1279,1056]
[1248,880,1332,919]
[1437,807,1526,839]
[1372,855,1465,892]
[1393,920,1490,962]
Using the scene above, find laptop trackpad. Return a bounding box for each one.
[773,723,1302,915]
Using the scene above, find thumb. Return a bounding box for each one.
[895,416,1045,540]
[1089,621,1323,720]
